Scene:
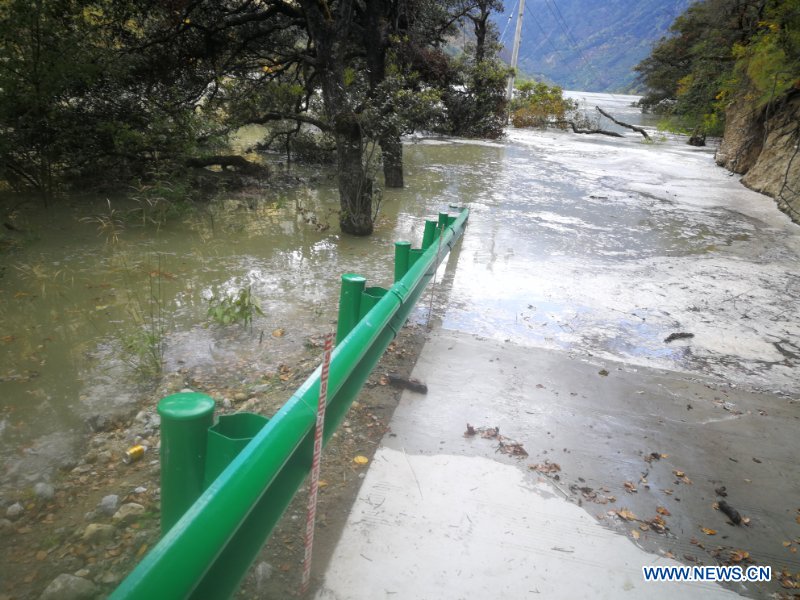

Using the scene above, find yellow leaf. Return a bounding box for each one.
[700,527,717,535]
[272,328,285,338]
[616,509,638,521]
[353,455,369,465]
[631,530,640,540]
[729,550,749,563]
[657,506,671,516]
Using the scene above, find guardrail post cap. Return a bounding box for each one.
[158,392,215,419]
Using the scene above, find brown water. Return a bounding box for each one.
[2,96,800,492]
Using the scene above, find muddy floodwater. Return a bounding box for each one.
[1,92,799,498]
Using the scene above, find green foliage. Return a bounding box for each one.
[636,0,800,136]
[121,266,167,377]
[207,285,264,327]
[0,0,222,198]
[440,58,511,139]
[510,81,578,129]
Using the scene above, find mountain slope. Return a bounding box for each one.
[496,0,693,92]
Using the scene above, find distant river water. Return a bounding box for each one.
[1,93,798,492]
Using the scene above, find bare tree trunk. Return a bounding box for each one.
[380,134,404,188]
[336,114,374,235]
[300,0,374,236]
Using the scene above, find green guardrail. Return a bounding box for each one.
[110,207,469,599]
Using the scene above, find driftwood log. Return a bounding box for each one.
[561,121,624,138]
[595,106,651,140]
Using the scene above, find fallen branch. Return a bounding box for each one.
[186,155,268,176]
[560,120,623,138]
[595,106,651,140]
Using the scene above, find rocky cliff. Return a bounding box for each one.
[715,92,800,223]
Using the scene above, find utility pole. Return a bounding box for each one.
[506,0,525,101]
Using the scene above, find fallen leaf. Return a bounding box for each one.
[378,374,389,386]
[353,455,369,465]
[700,527,717,535]
[657,506,671,516]
[529,461,561,474]
[673,470,684,477]
[598,369,609,376]
[783,541,792,548]
[464,423,476,437]
[729,550,749,563]
[649,516,667,533]
[35,550,47,561]
[136,544,148,558]
[624,481,637,493]
[272,328,285,338]
[631,530,640,540]
[616,509,638,521]
[664,551,676,559]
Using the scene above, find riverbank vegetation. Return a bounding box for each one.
[0,0,510,236]
[634,0,800,137]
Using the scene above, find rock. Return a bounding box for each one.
[98,494,119,516]
[73,569,91,578]
[0,518,13,532]
[112,502,145,525]
[38,574,97,600]
[99,571,122,585]
[222,397,232,409]
[6,502,23,520]
[82,523,115,544]
[97,450,113,464]
[254,562,273,592]
[34,482,55,500]
[233,392,247,402]
[85,414,112,433]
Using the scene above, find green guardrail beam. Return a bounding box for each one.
[110,207,469,600]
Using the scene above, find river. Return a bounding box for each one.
[1,92,798,495]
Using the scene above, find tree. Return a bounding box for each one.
[633,0,785,135]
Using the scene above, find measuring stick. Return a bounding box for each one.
[301,332,333,595]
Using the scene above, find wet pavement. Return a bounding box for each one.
[318,330,798,598]
[317,122,800,598]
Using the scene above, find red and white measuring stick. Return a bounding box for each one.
[301,332,334,595]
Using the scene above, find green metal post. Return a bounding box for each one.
[360,287,389,319]
[422,220,437,249]
[157,393,216,535]
[438,212,449,230]
[408,248,423,267]
[335,274,366,344]
[394,241,411,282]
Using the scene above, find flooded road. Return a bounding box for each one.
[2,92,799,496]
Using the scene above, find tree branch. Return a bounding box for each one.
[595,106,650,140]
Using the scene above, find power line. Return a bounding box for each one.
[499,0,519,45]
[524,1,564,58]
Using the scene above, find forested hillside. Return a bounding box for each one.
[636,0,800,221]
[495,0,693,92]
